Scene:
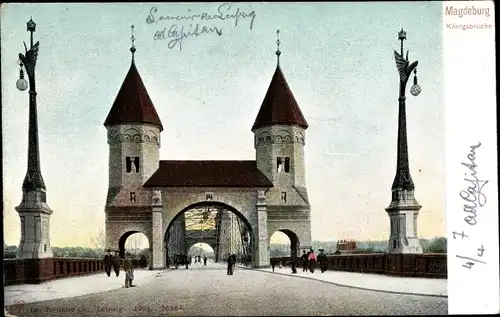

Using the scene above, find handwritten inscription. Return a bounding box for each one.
[154,24,222,51]
[147,4,256,51]
[453,142,489,270]
[460,142,488,225]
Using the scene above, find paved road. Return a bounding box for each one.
[6,264,447,316]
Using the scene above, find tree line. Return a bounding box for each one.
[3,245,150,259]
[4,237,446,259]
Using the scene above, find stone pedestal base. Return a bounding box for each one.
[14,258,54,284]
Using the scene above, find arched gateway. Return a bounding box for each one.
[163,201,254,266]
[104,31,312,269]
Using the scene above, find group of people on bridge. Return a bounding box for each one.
[168,254,208,269]
[301,249,328,273]
[103,250,138,288]
[270,249,328,274]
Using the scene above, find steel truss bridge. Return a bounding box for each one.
[164,204,252,266]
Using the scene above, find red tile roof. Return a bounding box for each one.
[104,61,163,131]
[252,65,308,131]
[143,160,273,188]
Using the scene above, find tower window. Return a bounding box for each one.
[134,157,140,173]
[277,157,290,173]
[130,192,136,203]
[281,192,287,203]
[284,157,290,173]
[126,156,140,173]
[277,157,284,173]
[126,157,132,173]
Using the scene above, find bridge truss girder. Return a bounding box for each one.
[165,204,251,266]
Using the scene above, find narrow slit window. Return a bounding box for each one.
[284,157,290,173]
[281,192,287,203]
[134,157,140,173]
[130,192,136,203]
[126,157,132,173]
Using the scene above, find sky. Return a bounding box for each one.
[1,2,445,248]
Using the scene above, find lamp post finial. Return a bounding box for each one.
[398,28,406,56]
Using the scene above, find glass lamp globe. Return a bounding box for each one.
[410,84,421,96]
[16,78,28,91]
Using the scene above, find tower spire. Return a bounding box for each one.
[130,25,136,62]
[275,29,281,66]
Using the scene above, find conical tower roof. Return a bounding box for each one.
[252,65,308,131]
[104,36,163,131]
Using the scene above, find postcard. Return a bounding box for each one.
[1,2,497,316]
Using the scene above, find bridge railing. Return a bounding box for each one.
[4,258,147,286]
[271,253,447,278]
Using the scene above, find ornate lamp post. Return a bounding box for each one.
[385,28,423,254]
[15,17,54,259]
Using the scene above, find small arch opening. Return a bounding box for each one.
[118,231,150,259]
[270,229,300,260]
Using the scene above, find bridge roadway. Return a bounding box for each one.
[5,261,447,316]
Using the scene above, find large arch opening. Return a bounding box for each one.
[269,229,300,259]
[118,231,150,260]
[164,202,253,267]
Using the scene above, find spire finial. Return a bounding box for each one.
[130,25,136,61]
[276,29,281,66]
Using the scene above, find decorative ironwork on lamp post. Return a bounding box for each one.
[15,17,54,260]
[385,28,423,254]
[16,17,47,198]
[391,28,421,195]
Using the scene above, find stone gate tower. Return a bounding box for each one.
[252,30,312,255]
[103,32,163,261]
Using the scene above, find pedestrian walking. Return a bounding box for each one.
[112,251,121,277]
[308,249,317,273]
[317,249,327,273]
[203,256,207,266]
[103,250,113,277]
[140,254,147,268]
[301,250,308,272]
[291,253,297,274]
[226,253,234,275]
[271,258,276,272]
[231,253,237,274]
[123,252,135,288]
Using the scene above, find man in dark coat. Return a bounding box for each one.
[112,251,121,277]
[103,250,113,277]
[203,256,207,266]
[140,254,147,268]
[231,253,237,273]
[291,253,298,274]
[317,249,328,273]
[271,258,276,272]
[227,253,234,275]
[301,250,308,272]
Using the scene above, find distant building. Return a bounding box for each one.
[336,240,357,253]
